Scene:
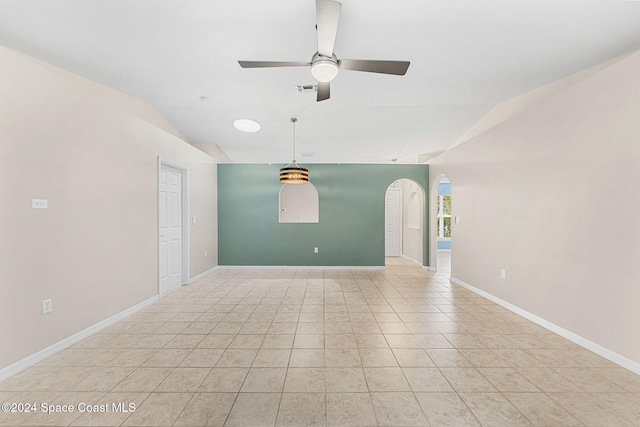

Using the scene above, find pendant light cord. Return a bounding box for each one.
[291,117,298,164]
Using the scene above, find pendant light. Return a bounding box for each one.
[279,117,309,184]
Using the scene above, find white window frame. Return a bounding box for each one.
[437,194,452,239]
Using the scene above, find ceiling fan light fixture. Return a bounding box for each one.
[310,59,339,82]
[237,0,410,101]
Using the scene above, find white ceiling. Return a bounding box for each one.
[1,0,639,163]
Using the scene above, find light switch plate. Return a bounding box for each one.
[42,299,52,314]
[32,199,48,209]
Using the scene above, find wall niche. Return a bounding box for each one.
[279,183,319,223]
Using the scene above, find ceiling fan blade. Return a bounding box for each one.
[238,60,310,68]
[339,59,410,75]
[316,0,342,57]
[317,81,330,101]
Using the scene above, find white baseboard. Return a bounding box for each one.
[188,266,219,284]
[401,255,424,267]
[0,295,159,382]
[450,276,640,375]
[217,265,385,271]
[424,266,437,272]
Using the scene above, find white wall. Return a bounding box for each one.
[0,46,219,370]
[428,51,640,367]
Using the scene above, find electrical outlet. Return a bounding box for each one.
[42,299,52,314]
[314,247,319,254]
[500,269,506,279]
[204,250,208,257]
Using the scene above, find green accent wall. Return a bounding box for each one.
[218,164,429,267]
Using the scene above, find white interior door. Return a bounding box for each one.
[385,187,402,257]
[159,164,183,293]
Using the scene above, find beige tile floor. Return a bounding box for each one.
[1,256,640,426]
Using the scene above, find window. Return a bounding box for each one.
[437,194,451,238]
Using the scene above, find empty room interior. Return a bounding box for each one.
[1,1,639,426]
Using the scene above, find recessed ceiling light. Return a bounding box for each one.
[233,119,261,133]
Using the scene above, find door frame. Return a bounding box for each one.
[158,156,190,294]
[384,185,403,257]
[430,174,451,273]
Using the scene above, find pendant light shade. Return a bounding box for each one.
[279,166,309,184]
[280,118,309,184]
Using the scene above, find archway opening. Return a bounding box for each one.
[279,182,319,223]
[384,179,425,266]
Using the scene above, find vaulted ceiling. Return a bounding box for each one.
[1,0,639,163]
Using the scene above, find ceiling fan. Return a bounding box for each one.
[238,0,410,102]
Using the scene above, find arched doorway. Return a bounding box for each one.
[384,179,425,265]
